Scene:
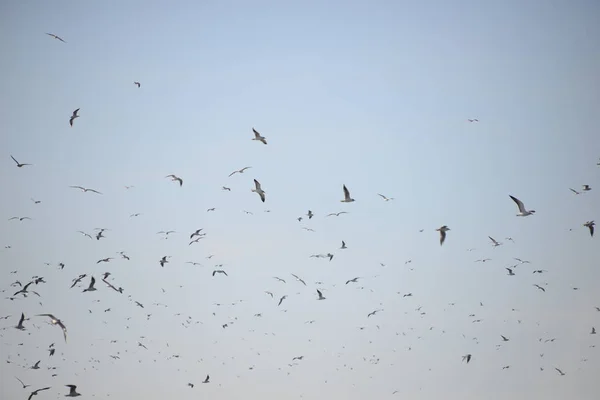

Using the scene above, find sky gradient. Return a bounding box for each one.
[1,1,599,399]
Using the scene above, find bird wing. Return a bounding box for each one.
[259,191,265,202]
[10,155,19,164]
[590,225,595,237]
[509,195,526,213]
[377,193,386,199]
[343,185,351,200]
[88,189,102,194]
[73,108,80,116]
[70,186,85,190]
[440,230,446,245]
[252,128,261,138]
[254,179,262,191]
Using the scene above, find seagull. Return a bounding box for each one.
[83,277,97,292]
[96,257,113,264]
[14,282,40,297]
[501,335,509,342]
[69,108,79,127]
[533,284,546,292]
[346,277,360,285]
[159,256,169,267]
[229,166,252,177]
[9,216,31,221]
[27,387,51,400]
[278,295,287,306]
[15,312,26,330]
[584,221,595,237]
[70,186,102,194]
[202,375,210,384]
[367,309,382,317]
[77,231,92,239]
[133,81,141,88]
[46,32,66,42]
[37,314,68,342]
[251,128,267,144]
[377,193,394,201]
[462,354,472,363]
[273,277,286,283]
[291,274,306,286]
[327,253,334,261]
[467,119,479,122]
[582,184,592,192]
[341,185,355,202]
[569,188,580,195]
[65,385,81,397]
[190,229,204,239]
[10,155,32,168]
[488,236,502,247]
[436,226,450,246]
[506,268,515,276]
[509,195,535,216]
[212,270,228,276]
[340,240,347,249]
[316,289,326,300]
[165,175,183,186]
[252,179,266,202]
[306,210,314,219]
[189,237,204,245]
[326,211,348,217]
[555,368,566,376]
[591,327,596,335]
[15,377,30,389]
[30,361,40,369]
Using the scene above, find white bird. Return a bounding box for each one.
[582,184,592,192]
[252,179,266,202]
[341,185,355,202]
[377,193,394,201]
[69,108,79,127]
[584,221,595,237]
[509,195,535,216]
[65,385,81,397]
[37,314,68,342]
[436,226,450,246]
[46,32,66,42]
[165,174,183,186]
[229,166,252,177]
[488,236,502,247]
[316,289,326,300]
[251,128,267,144]
[83,277,97,292]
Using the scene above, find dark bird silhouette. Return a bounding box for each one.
[10,155,32,167]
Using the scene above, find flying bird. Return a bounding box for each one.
[436,225,450,246]
[501,335,509,342]
[83,276,97,292]
[533,284,546,292]
[555,368,565,376]
[28,387,51,400]
[326,211,348,217]
[506,268,515,276]
[10,155,32,167]
[569,188,580,195]
[15,377,30,389]
[46,32,66,42]
[278,295,287,306]
[346,277,360,285]
[37,314,68,342]
[69,186,102,194]
[367,309,383,317]
[15,313,26,330]
[306,210,314,219]
[583,221,595,237]
[291,274,306,286]
[252,179,266,202]
[462,354,472,363]
[509,195,535,216]
[165,175,183,186]
[488,236,502,247]
[591,327,596,335]
[340,240,347,249]
[251,128,267,144]
[69,108,79,126]
[133,81,141,87]
[159,256,169,267]
[341,185,355,202]
[582,184,592,192]
[377,193,394,201]
[65,385,81,397]
[212,270,228,276]
[316,289,326,300]
[9,216,31,221]
[467,119,479,122]
[190,229,204,239]
[202,375,210,383]
[229,166,252,177]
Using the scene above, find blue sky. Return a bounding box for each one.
[1,0,599,399]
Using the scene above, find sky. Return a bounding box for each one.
[1,0,599,399]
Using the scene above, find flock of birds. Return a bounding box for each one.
[2,31,599,400]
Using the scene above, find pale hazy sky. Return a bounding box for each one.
[1,1,599,399]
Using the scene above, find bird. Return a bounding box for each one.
[307,210,314,219]
[467,119,479,122]
[10,155,32,167]
[583,221,595,237]
[133,81,141,87]
[291,274,306,285]
[278,295,287,306]
[190,229,204,239]
[27,387,51,400]
[30,361,40,369]
[436,225,450,246]
[555,368,566,376]
[15,377,30,389]
[569,188,580,195]
[462,354,472,363]
[326,211,348,217]
[340,240,347,249]
[533,284,546,292]
[76,231,92,239]
[69,186,102,194]
[202,375,210,384]
[159,256,169,267]
[316,289,326,300]
[46,32,66,42]
[506,268,515,276]
[509,195,535,216]
[165,174,183,186]
[69,108,79,126]
[252,179,266,202]
[346,277,360,285]
[229,166,252,177]
[251,128,267,144]
[9,216,31,221]
[65,385,81,397]
[367,309,382,317]
[83,276,97,292]
[501,335,509,342]
[15,313,26,330]
[37,314,68,342]
[582,184,592,191]
[212,270,228,276]
[591,327,596,335]
[341,185,355,202]
[273,277,286,283]
[488,236,502,247]
[96,257,113,264]
[187,383,194,388]
[377,193,394,201]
